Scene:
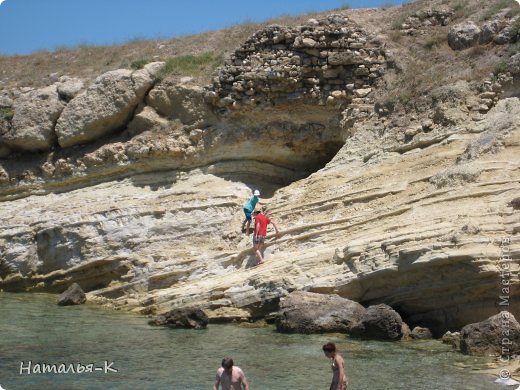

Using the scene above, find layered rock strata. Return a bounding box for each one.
[0,13,518,338]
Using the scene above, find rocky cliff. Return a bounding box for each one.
[0,0,519,336]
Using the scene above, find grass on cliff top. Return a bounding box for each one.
[159,52,224,79]
[0,0,517,92]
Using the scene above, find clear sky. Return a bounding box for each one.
[0,0,408,56]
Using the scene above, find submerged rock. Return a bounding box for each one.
[442,331,461,350]
[350,304,404,341]
[57,283,86,306]
[460,311,520,356]
[149,308,209,329]
[275,291,366,333]
[410,326,433,340]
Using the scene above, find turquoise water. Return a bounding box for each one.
[0,293,502,389]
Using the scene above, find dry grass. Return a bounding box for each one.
[0,10,330,89]
[0,0,516,99]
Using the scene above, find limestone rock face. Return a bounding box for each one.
[275,291,366,333]
[350,304,404,341]
[146,82,216,127]
[57,283,86,306]
[460,311,520,356]
[127,105,169,135]
[448,21,481,50]
[1,86,63,151]
[149,308,209,329]
[55,64,163,148]
[56,76,84,101]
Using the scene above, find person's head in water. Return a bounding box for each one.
[322,342,337,358]
[221,357,234,372]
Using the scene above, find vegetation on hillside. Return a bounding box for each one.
[0,0,518,110]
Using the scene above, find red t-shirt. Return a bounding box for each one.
[254,213,271,236]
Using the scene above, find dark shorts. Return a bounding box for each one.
[254,235,265,244]
[244,208,252,223]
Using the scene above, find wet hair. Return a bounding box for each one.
[254,210,261,215]
[221,357,234,369]
[322,342,337,353]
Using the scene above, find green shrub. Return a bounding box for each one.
[512,17,520,35]
[0,107,14,122]
[159,52,223,78]
[494,59,509,73]
[130,58,150,70]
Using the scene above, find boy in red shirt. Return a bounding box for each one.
[253,208,280,265]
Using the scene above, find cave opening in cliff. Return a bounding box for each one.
[209,117,347,198]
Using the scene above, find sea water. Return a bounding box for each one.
[0,293,502,389]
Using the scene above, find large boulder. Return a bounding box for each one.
[275,291,366,333]
[57,283,86,306]
[350,304,404,341]
[479,20,501,44]
[494,25,514,45]
[1,86,64,151]
[55,62,164,148]
[149,308,209,329]
[448,21,481,50]
[146,82,217,127]
[460,311,520,356]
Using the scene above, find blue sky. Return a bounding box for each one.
[0,0,407,55]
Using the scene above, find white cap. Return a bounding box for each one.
[254,190,260,196]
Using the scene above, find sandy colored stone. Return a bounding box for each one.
[55,64,163,148]
[1,85,63,151]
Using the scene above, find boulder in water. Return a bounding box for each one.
[57,283,86,306]
[350,304,404,341]
[275,291,366,333]
[149,308,209,329]
[460,311,520,356]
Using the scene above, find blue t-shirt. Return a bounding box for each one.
[244,195,259,212]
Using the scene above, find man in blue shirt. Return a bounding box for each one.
[242,190,260,234]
